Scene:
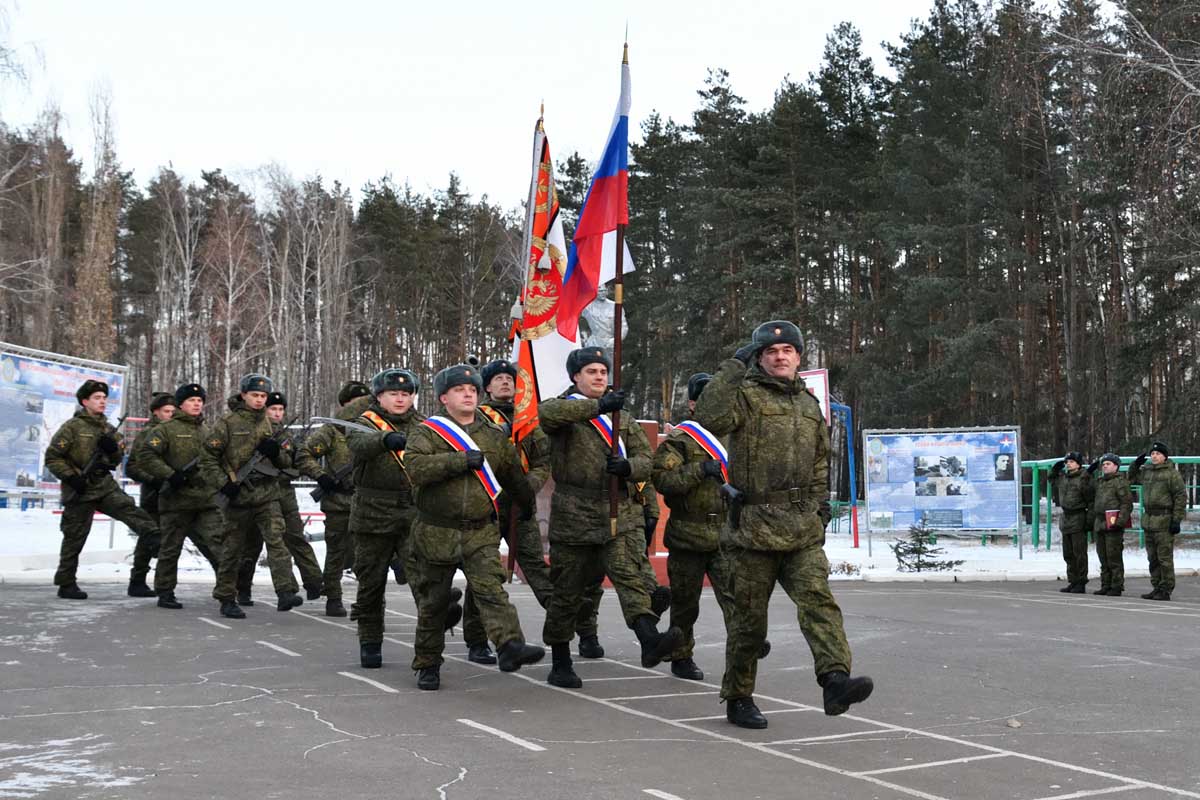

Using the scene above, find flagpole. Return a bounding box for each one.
[609,43,629,537]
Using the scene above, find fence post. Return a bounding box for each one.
[1031,464,1041,549]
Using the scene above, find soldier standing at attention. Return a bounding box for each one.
[1090,453,1133,597]
[1128,442,1187,601]
[122,391,176,597]
[695,321,873,729]
[132,383,225,609]
[202,374,303,618]
[45,380,161,600]
[539,348,683,690]
[405,364,545,689]
[1050,452,1094,593]
[295,380,372,617]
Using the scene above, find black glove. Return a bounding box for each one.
[1133,453,1147,468]
[597,390,625,414]
[606,456,632,477]
[734,343,757,365]
[219,480,241,499]
[167,470,188,490]
[1086,459,1100,475]
[644,513,658,544]
[383,432,406,451]
[98,435,120,455]
[255,439,281,460]
[701,460,724,480]
[317,474,340,494]
[64,475,88,493]
[1170,522,1181,535]
[1050,460,1065,476]
[464,450,485,471]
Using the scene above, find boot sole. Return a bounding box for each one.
[825,678,875,716]
[728,716,768,730]
[499,648,545,673]
[326,609,348,617]
[547,672,583,689]
[642,627,685,668]
[468,654,498,665]
[361,659,382,669]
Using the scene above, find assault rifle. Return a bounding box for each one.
[311,459,354,502]
[81,415,128,478]
[213,415,298,510]
[161,455,201,495]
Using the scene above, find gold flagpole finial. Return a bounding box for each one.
[537,100,545,132]
[623,22,629,64]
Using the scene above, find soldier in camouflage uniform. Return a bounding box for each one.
[405,364,546,689]
[44,380,161,600]
[1090,453,1133,597]
[1128,442,1187,601]
[294,381,372,617]
[121,391,176,597]
[1050,452,1094,593]
[201,374,303,618]
[132,383,226,609]
[236,391,324,605]
[696,321,873,729]
[539,348,683,689]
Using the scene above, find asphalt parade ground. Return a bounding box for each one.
[1,576,1198,800]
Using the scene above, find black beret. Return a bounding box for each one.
[337,381,370,406]
[566,348,611,380]
[265,391,286,408]
[76,379,109,403]
[434,364,484,398]
[1149,441,1169,458]
[482,360,518,390]
[149,392,176,412]
[174,383,206,405]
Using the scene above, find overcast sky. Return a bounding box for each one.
[5,0,938,211]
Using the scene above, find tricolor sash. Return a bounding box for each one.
[361,410,406,470]
[674,420,729,483]
[422,415,503,513]
[568,392,626,457]
[479,404,530,473]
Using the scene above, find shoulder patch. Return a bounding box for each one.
[209,438,223,449]
[149,437,162,448]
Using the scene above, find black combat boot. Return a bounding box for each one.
[305,584,323,601]
[448,587,463,604]
[276,592,303,611]
[128,580,157,598]
[468,643,497,664]
[759,640,772,660]
[1107,589,1122,597]
[1140,589,1158,599]
[236,591,255,607]
[578,634,605,659]
[1059,583,1074,592]
[820,671,875,716]
[220,601,245,619]
[57,584,87,600]
[650,585,672,615]
[156,592,183,610]
[1069,583,1085,594]
[444,602,463,631]
[1093,587,1110,595]
[670,658,704,680]
[633,615,684,668]
[497,639,545,672]
[325,598,347,617]
[1151,589,1171,601]
[547,643,582,688]
[391,559,406,585]
[360,642,382,669]
[417,665,440,690]
[726,697,768,729]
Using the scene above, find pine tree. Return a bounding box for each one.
[892,520,965,572]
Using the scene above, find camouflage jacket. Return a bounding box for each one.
[293,396,369,514]
[45,409,125,503]
[132,410,221,512]
[1128,460,1186,530]
[199,395,287,508]
[1054,468,1094,535]
[540,389,652,545]
[694,359,829,552]
[405,409,535,563]
[346,401,424,534]
[478,399,552,496]
[652,421,725,552]
[270,419,300,514]
[1091,471,1133,531]
[125,419,163,514]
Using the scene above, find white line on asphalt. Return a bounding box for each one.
[766,729,892,746]
[861,587,1200,620]
[337,671,398,694]
[608,691,715,701]
[643,790,688,800]
[1027,786,1143,800]
[256,641,301,657]
[457,718,546,752]
[855,752,1009,775]
[197,617,231,630]
[674,708,813,724]
[384,609,419,620]
[584,675,668,682]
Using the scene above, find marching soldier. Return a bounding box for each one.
[405,363,545,689]
[1128,442,1186,601]
[539,347,683,689]
[131,383,225,609]
[201,374,303,618]
[236,391,324,604]
[1090,453,1133,597]
[695,321,873,728]
[1050,452,1094,593]
[44,380,160,600]
[294,380,372,616]
[121,391,176,597]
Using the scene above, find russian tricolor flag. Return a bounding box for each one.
[556,46,636,342]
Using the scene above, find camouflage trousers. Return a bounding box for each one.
[667,546,734,661]
[353,528,416,644]
[55,490,159,587]
[1146,529,1176,593]
[129,523,161,586]
[1095,530,1125,591]
[321,511,352,600]
[1060,529,1090,586]
[155,508,224,594]
[575,525,658,638]
[509,514,553,605]
[542,532,655,646]
[238,497,323,594]
[721,544,851,701]
[213,501,297,602]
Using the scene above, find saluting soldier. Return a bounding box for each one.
[539,347,683,689]
[1128,442,1187,601]
[695,321,873,729]
[131,383,225,609]
[1090,453,1133,597]
[121,391,177,597]
[44,380,160,600]
[405,363,545,690]
[201,374,303,618]
[1050,451,1094,593]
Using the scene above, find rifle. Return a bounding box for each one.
[160,455,201,494]
[81,415,128,478]
[214,415,298,510]
[311,459,354,502]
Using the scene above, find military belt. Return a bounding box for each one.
[669,509,724,524]
[1143,506,1170,514]
[555,482,629,501]
[418,512,494,530]
[743,487,806,506]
